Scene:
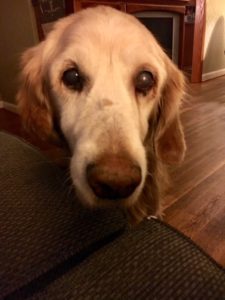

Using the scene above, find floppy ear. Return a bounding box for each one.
[17,43,54,141]
[155,58,186,164]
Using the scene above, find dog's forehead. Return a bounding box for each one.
[64,9,157,50]
[55,8,164,69]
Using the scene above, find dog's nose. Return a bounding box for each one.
[86,155,142,200]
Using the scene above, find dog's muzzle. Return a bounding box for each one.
[86,154,142,200]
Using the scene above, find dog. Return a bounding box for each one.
[17,6,186,223]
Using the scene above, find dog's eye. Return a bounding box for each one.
[135,71,154,95]
[62,68,85,92]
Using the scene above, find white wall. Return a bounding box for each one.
[202,0,225,81]
[0,0,38,104]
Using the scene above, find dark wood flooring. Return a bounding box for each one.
[1,75,225,267]
[164,76,225,267]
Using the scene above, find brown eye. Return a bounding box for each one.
[62,68,85,92]
[135,71,154,95]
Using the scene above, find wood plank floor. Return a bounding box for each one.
[164,76,225,267]
[1,75,225,267]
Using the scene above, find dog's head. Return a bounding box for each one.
[17,6,186,221]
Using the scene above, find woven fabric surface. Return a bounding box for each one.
[30,219,225,300]
[2,132,225,300]
[0,132,126,299]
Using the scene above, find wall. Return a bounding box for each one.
[202,0,225,81]
[0,0,38,104]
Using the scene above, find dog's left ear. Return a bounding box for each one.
[17,43,55,141]
[155,58,186,164]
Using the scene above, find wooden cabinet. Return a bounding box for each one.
[75,0,190,8]
[74,0,190,12]
[75,1,126,10]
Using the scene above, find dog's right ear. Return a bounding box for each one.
[154,58,186,165]
[17,43,54,141]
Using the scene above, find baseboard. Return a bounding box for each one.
[0,100,19,114]
[202,68,225,81]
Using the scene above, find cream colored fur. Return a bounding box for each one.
[17,6,186,223]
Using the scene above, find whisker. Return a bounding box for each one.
[146,171,153,178]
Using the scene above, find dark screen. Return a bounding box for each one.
[138,17,173,58]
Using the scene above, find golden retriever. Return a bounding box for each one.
[17,6,186,223]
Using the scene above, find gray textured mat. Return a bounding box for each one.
[1,132,225,300]
[0,132,125,299]
[30,219,225,300]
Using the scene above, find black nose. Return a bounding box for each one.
[86,155,142,200]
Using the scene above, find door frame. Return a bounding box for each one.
[191,0,206,83]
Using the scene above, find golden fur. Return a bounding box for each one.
[17,6,186,224]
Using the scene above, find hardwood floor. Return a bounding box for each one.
[164,76,225,267]
[1,75,225,267]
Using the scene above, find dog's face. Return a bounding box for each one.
[17,6,186,221]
